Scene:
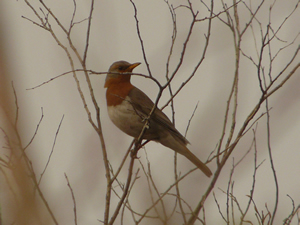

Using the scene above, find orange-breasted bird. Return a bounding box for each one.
[104,61,212,177]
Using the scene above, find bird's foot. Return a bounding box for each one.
[141,118,150,129]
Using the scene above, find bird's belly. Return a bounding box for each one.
[107,100,145,138]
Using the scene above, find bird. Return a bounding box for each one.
[104,61,212,177]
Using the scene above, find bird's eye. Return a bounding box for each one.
[118,66,124,70]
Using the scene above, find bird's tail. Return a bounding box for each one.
[159,136,212,177]
[179,145,212,177]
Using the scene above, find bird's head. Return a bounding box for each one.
[104,61,141,88]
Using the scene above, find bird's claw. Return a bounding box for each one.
[141,118,150,129]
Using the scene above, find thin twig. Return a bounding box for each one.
[129,0,152,77]
[65,173,78,225]
[38,115,64,185]
[83,0,94,65]
[23,108,44,151]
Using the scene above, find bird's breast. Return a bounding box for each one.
[107,97,146,138]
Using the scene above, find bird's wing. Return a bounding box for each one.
[128,87,189,145]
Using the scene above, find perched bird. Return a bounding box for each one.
[104,61,212,177]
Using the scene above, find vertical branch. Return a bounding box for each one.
[224,0,240,153]
[226,159,235,223]
[38,115,64,185]
[83,0,94,65]
[216,0,238,164]
[129,0,152,77]
[65,174,78,225]
[11,82,19,126]
[165,1,177,123]
[265,90,279,225]
[139,155,168,223]
[108,147,137,225]
[164,1,187,223]
[164,0,198,86]
[239,126,260,224]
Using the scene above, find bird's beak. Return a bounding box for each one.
[127,62,141,71]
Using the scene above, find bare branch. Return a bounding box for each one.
[65,173,78,225]
[23,108,44,151]
[38,115,64,185]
